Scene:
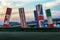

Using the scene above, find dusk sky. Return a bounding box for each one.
[0,0,60,25]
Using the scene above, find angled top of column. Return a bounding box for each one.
[19,8,24,14]
[6,8,12,15]
[46,9,52,17]
[36,4,43,15]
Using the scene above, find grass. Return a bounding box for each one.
[0,27,60,32]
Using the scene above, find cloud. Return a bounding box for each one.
[8,0,35,2]
[51,5,60,11]
[51,11,60,18]
[0,0,60,24]
[43,0,60,9]
[0,1,28,8]
[0,0,60,8]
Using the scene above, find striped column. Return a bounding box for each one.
[3,8,12,28]
[36,4,45,28]
[46,9,54,28]
[19,8,27,28]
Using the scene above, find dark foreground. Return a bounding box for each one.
[0,28,60,32]
[0,32,60,40]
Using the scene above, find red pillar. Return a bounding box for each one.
[19,8,27,28]
[3,8,12,28]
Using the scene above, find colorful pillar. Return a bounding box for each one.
[34,10,38,28]
[19,8,27,28]
[36,4,45,28]
[46,9,54,28]
[3,8,12,28]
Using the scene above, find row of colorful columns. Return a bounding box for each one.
[34,4,54,28]
[34,4,45,28]
[3,4,54,28]
[3,8,27,28]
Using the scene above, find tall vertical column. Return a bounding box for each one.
[19,8,27,28]
[46,9,54,28]
[3,8,12,28]
[36,4,45,28]
[34,10,38,28]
